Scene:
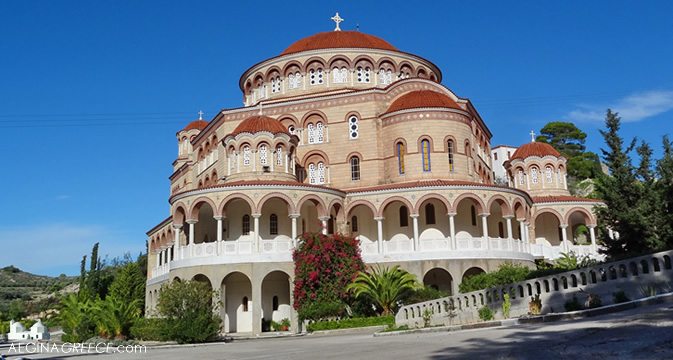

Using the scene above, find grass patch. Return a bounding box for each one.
[308,315,394,332]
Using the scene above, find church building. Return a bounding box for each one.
[145,14,603,335]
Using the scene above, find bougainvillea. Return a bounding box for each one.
[293,232,364,320]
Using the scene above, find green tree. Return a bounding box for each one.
[346,265,419,316]
[108,262,145,314]
[636,141,666,250]
[157,280,221,343]
[594,110,648,258]
[58,293,96,342]
[536,121,602,180]
[93,296,141,339]
[7,299,26,320]
[656,136,673,248]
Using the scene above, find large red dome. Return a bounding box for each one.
[510,142,561,160]
[386,90,462,113]
[281,31,397,55]
[182,120,208,132]
[231,116,289,136]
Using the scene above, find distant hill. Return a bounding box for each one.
[0,265,77,317]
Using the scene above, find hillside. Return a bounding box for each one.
[0,265,77,318]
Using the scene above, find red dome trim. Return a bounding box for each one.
[183,120,208,132]
[510,142,561,160]
[281,31,397,55]
[386,90,461,113]
[231,115,289,136]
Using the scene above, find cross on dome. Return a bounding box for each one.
[530,130,536,142]
[331,12,344,31]
[198,110,204,120]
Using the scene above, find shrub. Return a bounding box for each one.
[403,286,448,305]
[307,315,393,332]
[585,293,602,309]
[528,294,542,315]
[502,293,511,318]
[293,233,365,321]
[270,318,290,332]
[157,280,221,343]
[478,306,494,321]
[459,263,530,293]
[130,318,169,341]
[422,308,432,327]
[612,290,630,304]
[564,295,583,312]
[347,265,419,316]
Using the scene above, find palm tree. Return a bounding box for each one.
[93,296,142,339]
[346,265,419,316]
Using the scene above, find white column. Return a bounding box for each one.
[285,155,289,173]
[560,225,569,252]
[481,214,490,250]
[375,217,384,254]
[186,220,196,258]
[320,216,329,235]
[173,224,182,260]
[215,216,223,255]
[411,214,419,252]
[519,221,526,242]
[449,214,456,250]
[290,214,299,246]
[227,156,231,176]
[253,214,261,252]
[525,223,531,252]
[589,226,597,252]
[505,217,513,240]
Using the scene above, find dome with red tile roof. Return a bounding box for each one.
[386,90,462,113]
[231,115,289,136]
[182,120,208,132]
[510,142,561,160]
[281,31,397,55]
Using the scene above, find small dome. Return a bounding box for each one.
[386,90,461,113]
[510,142,561,160]
[281,31,397,55]
[182,120,208,132]
[231,115,289,136]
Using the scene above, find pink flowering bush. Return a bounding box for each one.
[293,232,364,320]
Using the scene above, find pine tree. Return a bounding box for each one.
[635,141,664,250]
[594,110,646,258]
[656,136,673,248]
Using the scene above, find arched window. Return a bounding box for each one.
[396,142,405,174]
[288,125,295,135]
[288,72,302,89]
[350,156,360,181]
[425,203,436,225]
[309,68,324,85]
[307,123,315,144]
[316,122,324,143]
[378,69,393,85]
[399,206,409,227]
[271,76,282,93]
[272,296,279,311]
[530,167,539,184]
[421,139,431,172]
[348,115,359,139]
[270,214,278,235]
[357,66,371,83]
[518,170,525,185]
[259,144,268,166]
[308,163,317,184]
[317,162,326,184]
[351,216,358,232]
[242,215,251,235]
[332,67,348,83]
[242,296,249,312]
[471,205,477,226]
[276,146,283,166]
[545,166,553,183]
[447,140,455,172]
[243,145,251,166]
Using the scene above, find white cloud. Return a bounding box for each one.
[0,223,142,276]
[567,90,673,123]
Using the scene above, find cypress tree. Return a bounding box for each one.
[657,136,673,248]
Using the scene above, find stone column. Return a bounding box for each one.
[505,217,513,240]
[173,224,182,260]
[289,277,299,334]
[253,214,261,253]
[215,216,223,255]
[319,216,329,235]
[290,214,299,246]
[589,225,597,252]
[560,225,569,252]
[375,217,384,254]
[411,214,419,252]
[252,279,262,335]
[481,214,490,250]
[187,220,196,258]
[449,213,456,250]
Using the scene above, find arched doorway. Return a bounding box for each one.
[462,267,485,283]
[347,203,377,255]
[381,199,413,253]
[417,197,450,251]
[261,271,291,331]
[423,268,453,295]
[222,272,252,333]
[534,211,562,246]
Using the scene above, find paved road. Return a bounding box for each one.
[6,302,673,360]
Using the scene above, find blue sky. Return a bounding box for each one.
[1,1,672,276]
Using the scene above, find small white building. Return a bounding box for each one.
[7,319,50,341]
[491,145,518,182]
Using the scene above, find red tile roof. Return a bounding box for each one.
[183,120,208,132]
[386,90,462,113]
[346,179,511,193]
[532,195,601,203]
[231,115,289,136]
[281,31,397,55]
[510,142,560,160]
